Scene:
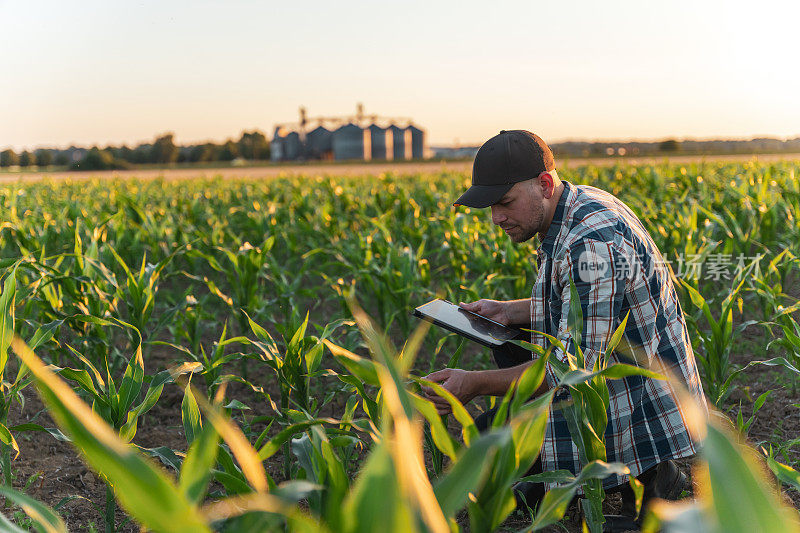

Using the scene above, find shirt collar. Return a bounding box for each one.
[539,181,571,257]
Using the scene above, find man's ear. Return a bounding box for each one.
[539,172,555,199]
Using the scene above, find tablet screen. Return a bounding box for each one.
[413,299,522,346]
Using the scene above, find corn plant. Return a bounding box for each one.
[188,237,274,335]
[106,243,185,350]
[241,313,351,479]
[680,274,753,405]
[767,314,800,388]
[761,444,800,493]
[158,319,250,399]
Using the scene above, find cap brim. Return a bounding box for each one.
[453,183,514,208]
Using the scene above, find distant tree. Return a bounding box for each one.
[237,130,270,160]
[18,151,35,167]
[131,144,152,164]
[115,145,134,163]
[0,149,19,167]
[71,147,129,171]
[176,146,191,163]
[54,152,69,166]
[659,139,680,152]
[35,150,53,167]
[218,140,238,162]
[150,134,179,164]
[190,143,219,163]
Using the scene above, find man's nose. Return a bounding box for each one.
[491,206,506,226]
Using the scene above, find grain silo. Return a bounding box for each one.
[284,131,303,160]
[408,125,425,159]
[332,123,371,161]
[271,127,286,161]
[368,124,393,160]
[389,125,412,160]
[306,126,333,160]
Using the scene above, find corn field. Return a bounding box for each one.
[0,160,799,532]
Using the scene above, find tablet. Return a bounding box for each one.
[412,299,523,347]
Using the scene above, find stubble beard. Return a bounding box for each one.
[514,207,543,243]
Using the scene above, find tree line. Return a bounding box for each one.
[0,130,270,171]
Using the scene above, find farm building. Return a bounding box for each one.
[271,104,426,162]
[369,124,393,160]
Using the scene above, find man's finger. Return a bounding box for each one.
[423,369,451,383]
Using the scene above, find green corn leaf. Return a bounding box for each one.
[324,340,380,386]
[182,383,202,445]
[0,267,17,379]
[702,423,799,532]
[27,318,64,351]
[179,423,220,504]
[0,484,67,533]
[190,388,271,494]
[525,461,630,532]
[567,276,583,360]
[9,423,70,443]
[117,344,145,415]
[411,393,458,460]
[629,476,644,518]
[56,367,102,399]
[509,391,555,475]
[304,343,324,375]
[510,352,549,416]
[558,364,666,388]
[433,429,509,518]
[313,426,349,507]
[0,423,19,459]
[341,441,414,533]
[289,312,310,352]
[716,357,800,406]
[605,312,630,356]
[412,377,477,446]
[136,445,183,472]
[257,418,338,460]
[765,456,800,491]
[64,344,106,390]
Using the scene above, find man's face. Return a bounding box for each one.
[490,179,545,243]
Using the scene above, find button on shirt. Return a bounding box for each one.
[530,181,707,489]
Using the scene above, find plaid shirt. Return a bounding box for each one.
[531,180,707,489]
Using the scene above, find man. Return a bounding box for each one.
[422,130,706,521]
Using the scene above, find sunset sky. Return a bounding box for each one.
[2,0,798,150]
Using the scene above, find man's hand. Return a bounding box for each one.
[459,299,511,325]
[421,368,478,415]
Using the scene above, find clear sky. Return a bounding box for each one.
[2,0,798,150]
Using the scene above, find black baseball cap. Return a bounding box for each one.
[454,130,555,208]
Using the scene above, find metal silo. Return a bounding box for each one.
[389,125,412,160]
[284,131,302,160]
[408,125,425,159]
[332,123,371,161]
[306,126,333,160]
[271,127,286,161]
[368,124,393,160]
